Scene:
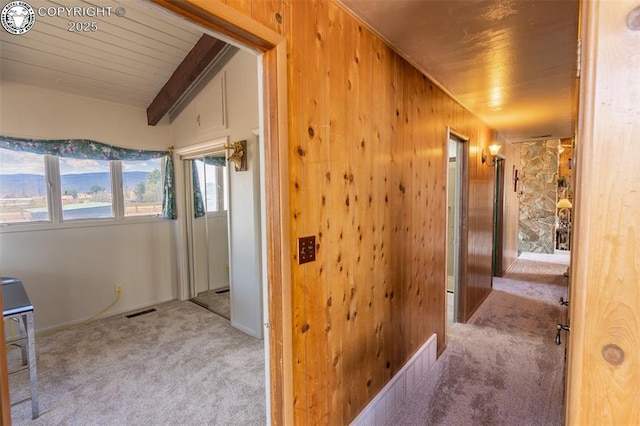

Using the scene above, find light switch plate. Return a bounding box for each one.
[298,236,316,264]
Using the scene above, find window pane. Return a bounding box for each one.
[222,164,228,211]
[0,148,49,223]
[196,158,226,213]
[122,158,163,217]
[59,157,112,220]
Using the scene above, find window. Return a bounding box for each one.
[194,158,227,213]
[122,159,164,217]
[59,157,113,220]
[0,150,167,226]
[0,148,49,223]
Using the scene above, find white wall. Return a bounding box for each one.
[0,82,176,332]
[0,81,171,148]
[171,49,263,339]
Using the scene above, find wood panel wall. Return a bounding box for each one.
[209,0,496,422]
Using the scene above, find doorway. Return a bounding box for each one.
[153,2,291,423]
[446,129,469,326]
[493,158,506,276]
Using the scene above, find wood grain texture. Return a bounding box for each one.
[263,41,293,426]
[286,2,495,422]
[567,0,640,423]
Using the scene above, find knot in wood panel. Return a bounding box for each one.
[601,344,625,366]
[627,6,640,30]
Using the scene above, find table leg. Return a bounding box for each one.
[25,312,38,419]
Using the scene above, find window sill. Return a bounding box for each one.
[0,216,170,234]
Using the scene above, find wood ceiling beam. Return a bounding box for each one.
[147,34,226,126]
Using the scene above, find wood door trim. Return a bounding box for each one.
[150,2,292,424]
[567,0,640,422]
[447,127,469,324]
[493,159,505,276]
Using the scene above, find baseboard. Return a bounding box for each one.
[463,288,492,323]
[350,333,438,426]
[230,320,263,340]
[35,296,175,335]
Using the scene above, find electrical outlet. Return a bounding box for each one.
[115,284,123,296]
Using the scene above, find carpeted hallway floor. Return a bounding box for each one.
[388,252,569,425]
[8,300,265,425]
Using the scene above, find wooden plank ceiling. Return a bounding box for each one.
[0,0,214,112]
[339,0,580,142]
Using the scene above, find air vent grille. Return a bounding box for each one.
[125,308,157,318]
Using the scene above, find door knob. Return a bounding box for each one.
[556,324,570,345]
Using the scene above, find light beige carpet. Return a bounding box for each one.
[388,252,569,425]
[8,300,265,425]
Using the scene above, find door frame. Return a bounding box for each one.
[566,0,640,422]
[445,127,469,325]
[492,158,505,276]
[176,138,230,306]
[151,2,292,423]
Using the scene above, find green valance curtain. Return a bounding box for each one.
[0,136,176,219]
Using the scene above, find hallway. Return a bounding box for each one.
[389,252,569,425]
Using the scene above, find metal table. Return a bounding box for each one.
[2,277,39,419]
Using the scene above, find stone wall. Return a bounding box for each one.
[518,140,559,253]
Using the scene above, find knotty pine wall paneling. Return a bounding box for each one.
[222,0,284,35]
[284,1,495,420]
[194,0,497,423]
[468,124,495,322]
[289,1,332,423]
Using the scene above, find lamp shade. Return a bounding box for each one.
[489,144,501,156]
[557,198,573,209]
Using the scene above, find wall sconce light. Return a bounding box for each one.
[557,198,573,209]
[482,144,501,166]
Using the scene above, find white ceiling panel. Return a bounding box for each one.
[0,0,204,108]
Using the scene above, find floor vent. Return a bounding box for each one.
[214,288,230,294]
[125,308,157,319]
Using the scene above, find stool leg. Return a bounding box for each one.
[19,316,27,366]
[25,312,39,419]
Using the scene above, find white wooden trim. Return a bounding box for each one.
[350,334,438,426]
